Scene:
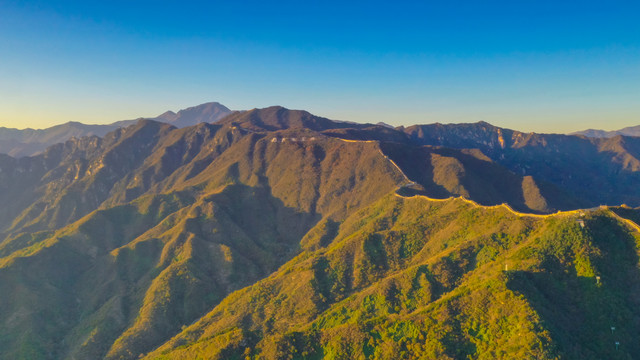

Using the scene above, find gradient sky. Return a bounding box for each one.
[0,0,638,133]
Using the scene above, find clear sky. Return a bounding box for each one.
[1,0,638,133]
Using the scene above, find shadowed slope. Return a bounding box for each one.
[402,122,640,207]
[379,142,582,213]
[0,120,175,236]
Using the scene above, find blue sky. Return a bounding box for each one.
[0,0,638,133]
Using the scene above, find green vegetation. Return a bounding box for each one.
[0,117,404,359]
[2,111,640,359]
[144,196,640,359]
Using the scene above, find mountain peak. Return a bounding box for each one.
[218,105,360,132]
[475,120,494,127]
[154,102,232,128]
[376,122,395,129]
[156,111,178,122]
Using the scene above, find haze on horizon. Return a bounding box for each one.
[1,0,638,134]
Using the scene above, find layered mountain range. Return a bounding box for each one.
[572,124,640,138]
[0,102,231,157]
[1,104,640,359]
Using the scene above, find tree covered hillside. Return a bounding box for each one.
[0,117,406,359]
[145,195,640,359]
[1,107,640,359]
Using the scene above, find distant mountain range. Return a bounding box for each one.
[0,102,231,157]
[2,102,639,157]
[2,104,640,359]
[572,124,640,138]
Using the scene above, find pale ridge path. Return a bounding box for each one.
[338,137,629,221]
[608,209,640,234]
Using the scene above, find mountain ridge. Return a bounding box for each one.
[572,124,640,138]
[1,105,640,359]
[3,109,640,236]
[145,194,640,359]
[0,102,233,157]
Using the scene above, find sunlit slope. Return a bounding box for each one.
[147,195,640,359]
[3,108,640,359]
[0,127,405,359]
